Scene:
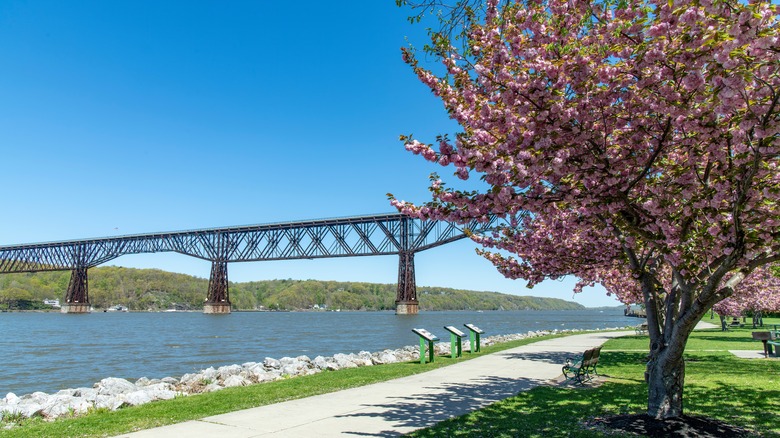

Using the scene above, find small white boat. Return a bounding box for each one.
[105,305,129,312]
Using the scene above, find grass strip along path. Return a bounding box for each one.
[4,321,780,437]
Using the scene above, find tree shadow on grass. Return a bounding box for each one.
[399,376,780,437]
[403,380,648,437]
[413,352,780,437]
[336,375,550,436]
[691,334,766,343]
[337,350,780,436]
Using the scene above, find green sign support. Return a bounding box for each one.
[464,323,485,353]
[444,325,466,358]
[412,328,438,364]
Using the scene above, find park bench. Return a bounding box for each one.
[562,346,602,384]
[729,318,744,328]
[635,323,648,335]
[769,339,780,356]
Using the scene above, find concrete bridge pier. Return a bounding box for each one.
[204,260,231,314]
[61,266,91,313]
[395,251,418,315]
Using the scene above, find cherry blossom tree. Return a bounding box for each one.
[713,264,780,328]
[392,0,780,419]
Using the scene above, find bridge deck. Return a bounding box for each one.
[0,213,493,272]
[0,212,494,313]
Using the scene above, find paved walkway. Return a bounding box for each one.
[117,330,630,437]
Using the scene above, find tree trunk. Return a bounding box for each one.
[646,348,685,418]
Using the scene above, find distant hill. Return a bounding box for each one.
[0,266,584,312]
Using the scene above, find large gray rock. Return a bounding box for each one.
[333,353,358,369]
[243,364,267,381]
[218,364,243,381]
[2,397,44,418]
[312,355,330,370]
[280,365,300,377]
[201,367,218,382]
[147,382,174,392]
[18,402,44,418]
[95,394,128,411]
[4,392,20,405]
[255,370,280,383]
[76,388,96,399]
[223,375,250,388]
[263,357,281,369]
[354,351,374,367]
[394,347,417,362]
[179,372,203,386]
[41,401,73,418]
[123,390,154,406]
[372,350,398,365]
[20,392,50,406]
[95,377,136,395]
[41,394,92,418]
[279,357,296,367]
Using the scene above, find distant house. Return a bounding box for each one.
[43,299,61,308]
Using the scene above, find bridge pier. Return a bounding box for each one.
[204,261,231,314]
[62,266,91,313]
[395,251,418,315]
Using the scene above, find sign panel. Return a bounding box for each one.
[444,325,466,337]
[412,328,439,342]
[464,323,484,334]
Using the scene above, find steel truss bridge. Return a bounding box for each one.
[0,213,494,314]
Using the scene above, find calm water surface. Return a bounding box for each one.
[0,309,636,396]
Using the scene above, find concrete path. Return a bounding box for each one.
[116,331,630,438]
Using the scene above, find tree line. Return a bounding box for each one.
[0,266,585,312]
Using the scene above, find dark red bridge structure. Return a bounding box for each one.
[0,213,494,314]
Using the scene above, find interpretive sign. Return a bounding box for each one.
[412,328,439,364]
[444,326,465,358]
[464,323,484,334]
[464,323,485,353]
[412,328,438,342]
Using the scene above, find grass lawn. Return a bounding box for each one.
[409,317,780,437]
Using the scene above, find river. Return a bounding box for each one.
[0,309,637,396]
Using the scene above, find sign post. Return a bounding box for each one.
[412,328,439,364]
[464,323,485,353]
[444,326,466,358]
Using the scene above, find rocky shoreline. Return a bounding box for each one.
[0,327,620,422]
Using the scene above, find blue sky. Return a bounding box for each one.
[0,1,621,307]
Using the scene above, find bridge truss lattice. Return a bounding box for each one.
[0,213,494,313]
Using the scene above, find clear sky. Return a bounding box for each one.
[0,1,622,308]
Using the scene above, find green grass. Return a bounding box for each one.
[409,319,780,438]
[0,332,571,437]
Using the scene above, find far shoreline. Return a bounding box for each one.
[0,307,620,314]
